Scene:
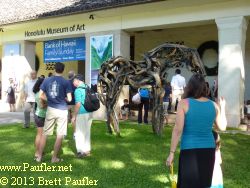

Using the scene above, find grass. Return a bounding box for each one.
[0,121,249,187]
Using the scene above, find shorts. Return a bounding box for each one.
[163,102,169,116]
[43,107,68,136]
[34,115,45,128]
[121,109,129,116]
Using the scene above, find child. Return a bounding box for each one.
[120,99,130,120]
[211,131,223,188]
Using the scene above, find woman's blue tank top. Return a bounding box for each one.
[180,98,216,150]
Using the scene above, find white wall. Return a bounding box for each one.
[1,42,36,111]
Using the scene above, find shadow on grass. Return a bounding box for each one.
[0,122,172,187]
[1,122,249,187]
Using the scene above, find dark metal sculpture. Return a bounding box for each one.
[98,43,206,135]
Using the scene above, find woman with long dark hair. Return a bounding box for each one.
[166,74,227,188]
[33,77,47,160]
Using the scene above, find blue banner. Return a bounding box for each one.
[44,37,85,62]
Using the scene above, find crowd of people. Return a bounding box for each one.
[4,65,228,186]
[125,69,225,187]
[19,63,92,162]
[124,69,218,126]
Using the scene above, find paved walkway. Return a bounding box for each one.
[0,112,249,136]
[0,112,34,125]
[222,129,250,135]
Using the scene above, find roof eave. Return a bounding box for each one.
[0,0,164,27]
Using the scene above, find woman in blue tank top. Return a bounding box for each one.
[166,74,227,188]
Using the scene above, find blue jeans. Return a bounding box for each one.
[138,97,149,124]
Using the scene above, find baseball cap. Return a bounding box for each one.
[74,74,84,81]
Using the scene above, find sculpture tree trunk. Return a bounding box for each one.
[106,107,113,134]
[151,86,165,135]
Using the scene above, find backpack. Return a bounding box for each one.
[139,88,150,98]
[7,86,14,96]
[79,85,100,112]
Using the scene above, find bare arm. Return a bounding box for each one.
[23,84,28,101]
[73,103,81,118]
[66,92,72,103]
[166,99,187,166]
[39,89,47,101]
[39,98,47,109]
[71,102,81,124]
[39,90,47,109]
[214,97,227,131]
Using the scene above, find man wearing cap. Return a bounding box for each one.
[71,74,92,158]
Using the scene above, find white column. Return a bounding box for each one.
[22,41,36,71]
[216,16,248,127]
[85,30,130,120]
[1,41,35,111]
[113,30,130,58]
[113,31,130,112]
[85,33,91,85]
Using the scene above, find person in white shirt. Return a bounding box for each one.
[171,69,186,112]
[23,70,37,128]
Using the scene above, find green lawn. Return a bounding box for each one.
[0,121,249,188]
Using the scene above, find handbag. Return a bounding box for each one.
[132,93,141,104]
[169,164,177,188]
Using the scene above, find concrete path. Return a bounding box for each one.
[0,110,249,136]
[222,129,250,135]
[0,112,34,125]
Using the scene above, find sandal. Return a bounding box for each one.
[51,158,64,163]
[34,156,42,163]
[77,152,91,158]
